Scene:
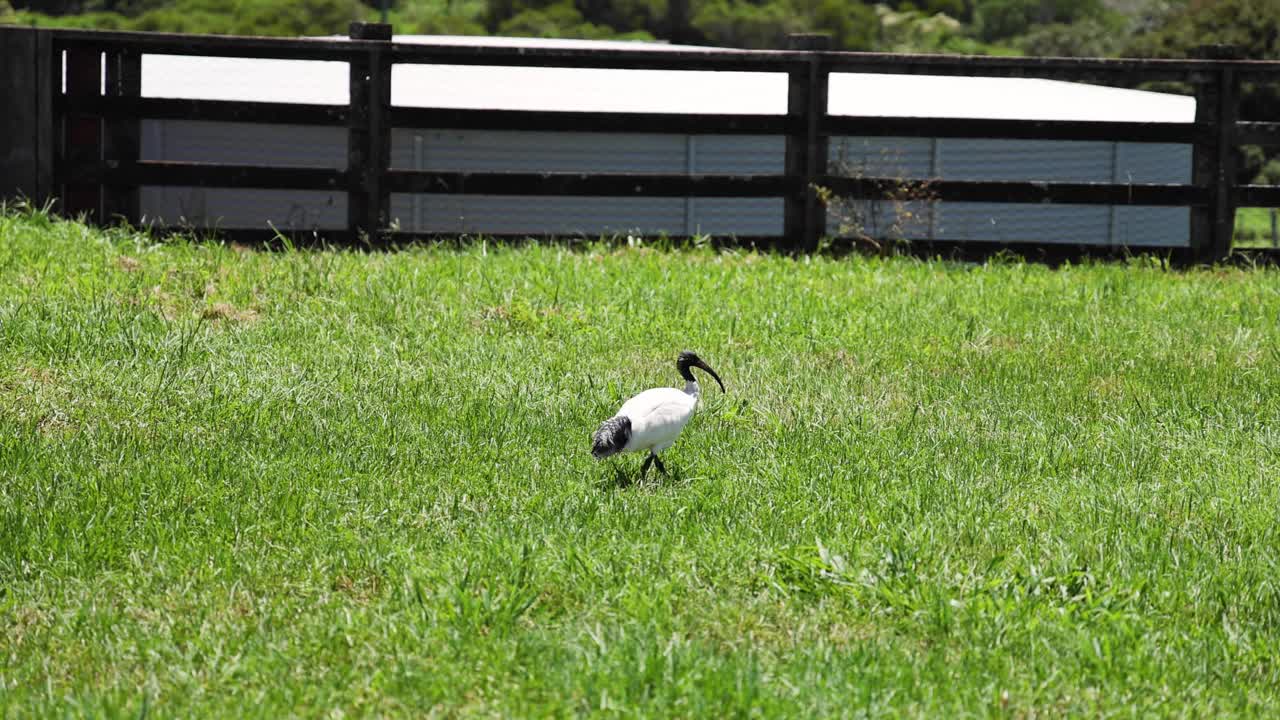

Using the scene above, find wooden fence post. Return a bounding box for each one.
[1191,46,1241,263]
[784,34,830,253]
[64,47,104,220]
[348,22,392,242]
[103,48,142,224]
[1,27,56,208]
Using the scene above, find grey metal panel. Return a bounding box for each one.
[391,130,785,174]
[691,135,784,174]
[135,119,1191,245]
[829,201,1190,247]
[140,119,347,168]
[391,194,782,236]
[829,136,934,177]
[1114,142,1191,184]
[936,202,1111,244]
[388,131,785,235]
[828,199,933,240]
[139,186,347,229]
[391,129,685,172]
[939,139,1113,182]
[822,136,1191,245]
[687,198,784,235]
[1112,206,1191,247]
[391,193,686,235]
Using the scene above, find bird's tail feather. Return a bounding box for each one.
[592,415,631,459]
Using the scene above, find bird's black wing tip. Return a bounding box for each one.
[591,415,631,459]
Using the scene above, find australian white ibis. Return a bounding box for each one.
[591,351,725,481]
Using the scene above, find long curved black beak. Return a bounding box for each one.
[695,359,725,392]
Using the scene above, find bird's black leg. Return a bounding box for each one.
[639,453,654,483]
[652,453,668,477]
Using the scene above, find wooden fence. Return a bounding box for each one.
[3,23,1280,261]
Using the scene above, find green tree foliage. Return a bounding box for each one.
[875,4,962,53]
[1,0,16,21]
[690,0,876,50]
[12,0,167,12]
[11,0,1119,57]
[386,0,485,35]
[972,0,1107,43]
[497,0,652,39]
[690,0,797,48]
[576,0,663,38]
[1127,0,1280,60]
[20,0,370,34]
[795,0,877,50]
[1014,17,1125,57]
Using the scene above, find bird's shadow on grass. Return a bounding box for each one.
[594,464,693,491]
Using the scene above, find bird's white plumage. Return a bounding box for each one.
[616,384,699,454]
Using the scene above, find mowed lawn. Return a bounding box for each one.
[4,210,1280,717]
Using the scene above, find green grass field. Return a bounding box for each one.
[4,209,1280,717]
[1236,207,1280,248]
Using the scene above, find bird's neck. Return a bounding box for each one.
[683,379,700,398]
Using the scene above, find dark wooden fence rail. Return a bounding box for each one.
[4,24,1280,261]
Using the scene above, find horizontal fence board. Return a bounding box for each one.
[821,53,1222,84]
[820,175,1207,206]
[58,95,350,126]
[62,160,349,190]
[1237,122,1280,146]
[384,170,798,196]
[51,29,366,61]
[389,107,791,134]
[1235,67,1280,82]
[1237,185,1280,207]
[386,45,805,72]
[823,116,1203,143]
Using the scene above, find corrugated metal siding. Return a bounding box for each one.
[141,119,347,167]
[938,139,1113,181]
[134,119,1191,245]
[684,199,785,236]
[935,203,1111,244]
[389,130,784,235]
[139,186,347,230]
[390,194,685,236]
[690,136,784,174]
[1112,207,1191,247]
[138,120,348,229]
[390,129,686,172]
[389,194,783,236]
[1114,143,1190,183]
[829,137,934,177]
[826,136,1191,246]
[830,200,933,240]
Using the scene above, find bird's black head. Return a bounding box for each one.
[677,351,725,392]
